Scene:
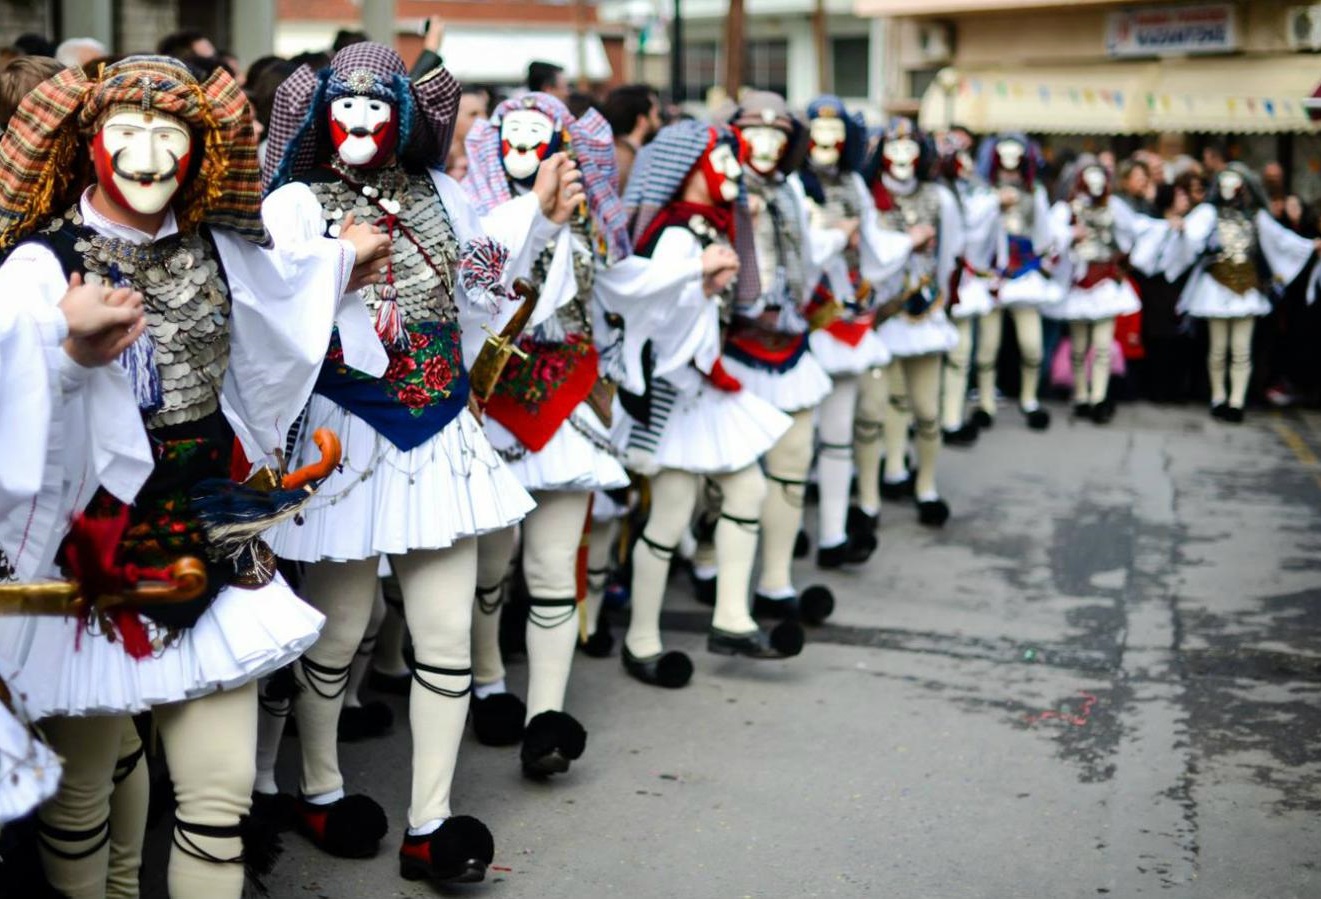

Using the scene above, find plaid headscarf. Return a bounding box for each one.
[0,55,267,250]
[624,118,759,304]
[463,92,630,263]
[727,90,808,176]
[263,42,460,192]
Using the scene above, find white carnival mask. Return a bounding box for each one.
[743,125,788,176]
[809,117,846,169]
[328,95,396,168]
[706,141,743,202]
[884,137,920,182]
[92,110,192,215]
[500,108,557,182]
[1082,166,1108,198]
[1218,170,1243,202]
[996,140,1025,172]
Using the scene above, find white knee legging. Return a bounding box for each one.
[1206,315,1255,408]
[978,306,1046,413]
[816,376,859,548]
[853,366,888,514]
[625,465,766,658]
[759,407,816,595]
[942,316,974,430]
[883,354,943,500]
[1068,318,1116,405]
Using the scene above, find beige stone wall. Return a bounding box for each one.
[0,1,54,41]
[117,0,180,54]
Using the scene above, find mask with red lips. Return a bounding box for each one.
[327,95,398,169]
[91,110,193,216]
[698,131,745,206]
[499,107,562,186]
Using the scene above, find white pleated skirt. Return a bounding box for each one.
[0,665,61,824]
[0,575,323,719]
[808,329,892,376]
[998,270,1062,307]
[1043,280,1141,322]
[643,385,792,475]
[877,311,960,358]
[723,352,833,413]
[267,397,535,562]
[1178,276,1271,319]
[486,401,629,493]
[949,276,995,319]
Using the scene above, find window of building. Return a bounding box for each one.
[683,41,720,101]
[907,67,941,102]
[832,36,870,99]
[745,39,789,99]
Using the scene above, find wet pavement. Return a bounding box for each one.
[145,401,1321,898]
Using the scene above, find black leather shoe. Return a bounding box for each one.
[1023,407,1051,430]
[1091,400,1115,424]
[578,627,614,658]
[338,701,393,742]
[752,593,795,620]
[970,408,994,429]
[917,498,951,528]
[1073,402,1092,420]
[707,622,804,659]
[521,710,587,779]
[1223,406,1245,424]
[941,423,980,447]
[880,474,914,500]
[816,536,872,569]
[470,693,526,746]
[296,794,388,859]
[1210,403,1229,420]
[621,645,693,688]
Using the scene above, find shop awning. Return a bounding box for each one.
[919,64,1157,135]
[1145,57,1320,134]
[919,58,1321,135]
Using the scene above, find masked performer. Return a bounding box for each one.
[461,93,729,771]
[795,96,919,563]
[0,56,387,899]
[617,120,802,689]
[1165,163,1319,423]
[862,117,962,529]
[933,128,996,445]
[258,43,569,884]
[1044,156,1163,424]
[962,133,1060,431]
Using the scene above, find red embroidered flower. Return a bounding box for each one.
[396,384,431,409]
[409,330,431,351]
[384,353,417,382]
[422,356,453,392]
[326,344,345,363]
[532,353,569,386]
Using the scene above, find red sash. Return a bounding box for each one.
[485,338,599,453]
[825,311,875,346]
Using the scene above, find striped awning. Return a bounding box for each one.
[1145,57,1320,134]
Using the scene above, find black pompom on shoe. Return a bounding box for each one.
[1091,399,1115,424]
[1222,406,1245,424]
[793,529,811,559]
[1023,407,1051,430]
[1073,402,1093,420]
[470,693,527,746]
[621,645,694,688]
[399,816,494,885]
[941,423,980,447]
[1210,403,1229,420]
[916,498,951,528]
[816,536,872,569]
[578,627,614,658]
[521,711,588,779]
[970,408,994,429]
[797,585,835,625]
[708,622,804,659]
[338,701,394,742]
[689,569,716,607]
[845,507,879,554]
[249,791,298,833]
[296,794,388,859]
[880,474,915,501]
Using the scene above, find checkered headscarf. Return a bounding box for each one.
[263,42,460,192]
[0,55,268,250]
[624,118,760,304]
[463,92,630,263]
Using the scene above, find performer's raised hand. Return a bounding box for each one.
[340,212,393,292]
[699,245,739,278]
[550,157,585,224]
[703,251,740,297]
[423,16,445,53]
[907,223,936,250]
[58,272,144,338]
[532,152,567,219]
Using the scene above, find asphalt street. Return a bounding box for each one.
[143,400,1321,898]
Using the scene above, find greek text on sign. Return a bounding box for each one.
[1105,3,1238,58]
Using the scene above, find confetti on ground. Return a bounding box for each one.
[1025,691,1098,727]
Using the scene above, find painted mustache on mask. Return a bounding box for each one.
[110,147,180,185]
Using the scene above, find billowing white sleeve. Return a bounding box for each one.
[214,226,374,465]
[1256,210,1316,290]
[1031,185,1056,256]
[1110,195,1167,263]
[0,303,59,516]
[262,182,386,377]
[935,184,966,286]
[1157,203,1215,281]
[1048,201,1077,287]
[849,172,914,285]
[642,227,721,380]
[960,188,1000,270]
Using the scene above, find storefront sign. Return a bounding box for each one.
[1105,3,1237,58]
